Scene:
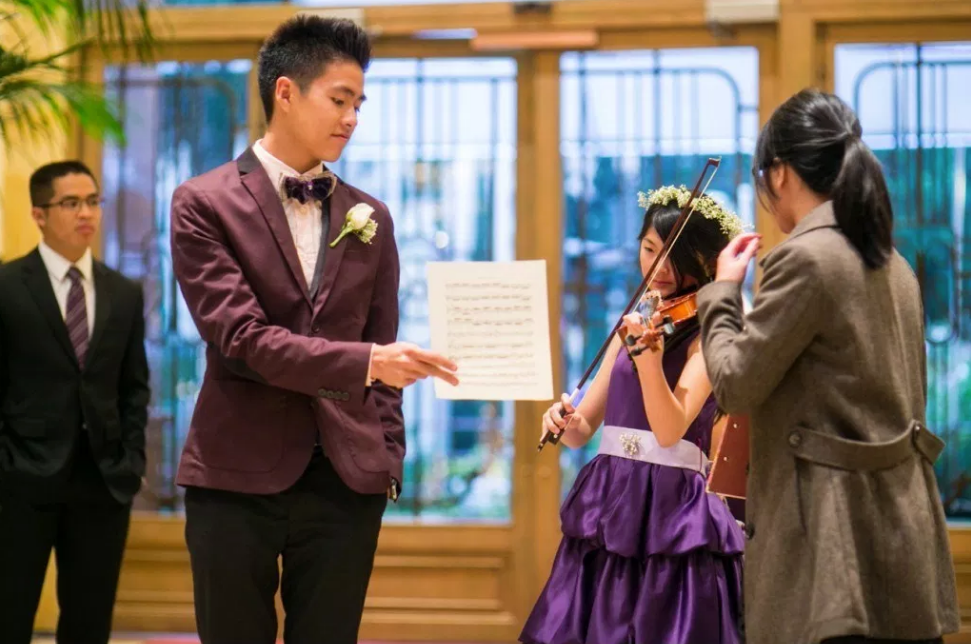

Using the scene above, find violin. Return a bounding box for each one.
[624,291,699,354]
[656,292,699,330]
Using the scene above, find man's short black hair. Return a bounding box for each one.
[257,15,371,122]
[29,160,98,207]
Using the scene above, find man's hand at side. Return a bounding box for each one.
[370,343,459,389]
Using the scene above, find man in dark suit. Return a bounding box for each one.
[170,16,458,644]
[0,160,150,644]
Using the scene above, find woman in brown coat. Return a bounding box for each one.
[696,88,960,644]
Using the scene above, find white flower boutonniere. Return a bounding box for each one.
[330,203,378,248]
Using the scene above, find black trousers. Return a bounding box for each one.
[185,449,387,644]
[823,637,945,643]
[0,436,132,644]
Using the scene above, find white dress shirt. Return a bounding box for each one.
[37,241,96,332]
[251,141,375,386]
[252,140,326,289]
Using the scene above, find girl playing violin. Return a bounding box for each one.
[519,186,746,644]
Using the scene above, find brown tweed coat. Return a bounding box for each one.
[697,201,959,644]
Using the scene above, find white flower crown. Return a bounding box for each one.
[637,185,747,239]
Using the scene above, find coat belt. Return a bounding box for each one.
[787,419,944,471]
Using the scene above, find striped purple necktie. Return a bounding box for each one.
[65,266,89,367]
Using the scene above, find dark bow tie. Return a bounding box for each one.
[281,173,336,204]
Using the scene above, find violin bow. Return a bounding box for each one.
[538,157,722,452]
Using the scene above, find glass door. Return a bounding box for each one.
[100,55,257,512]
[332,57,519,521]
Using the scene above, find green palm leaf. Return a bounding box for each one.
[0,0,157,147]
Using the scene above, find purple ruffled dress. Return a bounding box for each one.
[520,329,744,644]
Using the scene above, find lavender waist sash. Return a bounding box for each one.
[598,425,710,474]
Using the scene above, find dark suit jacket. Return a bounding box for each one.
[170,148,404,497]
[0,249,150,504]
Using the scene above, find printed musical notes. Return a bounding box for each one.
[427,261,554,401]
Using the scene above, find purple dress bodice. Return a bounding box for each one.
[603,328,718,456]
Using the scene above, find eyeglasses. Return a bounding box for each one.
[39,196,104,215]
[753,158,781,181]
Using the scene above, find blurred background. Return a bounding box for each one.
[1,0,969,641]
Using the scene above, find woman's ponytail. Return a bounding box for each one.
[831,136,894,269]
[754,89,896,270]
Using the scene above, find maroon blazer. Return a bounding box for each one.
[170,148,404,496]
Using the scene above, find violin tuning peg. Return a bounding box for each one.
[662,315,675,335]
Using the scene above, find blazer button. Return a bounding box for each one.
[744,523,755,540]
[788,430,802,448]
[311,325,320,334]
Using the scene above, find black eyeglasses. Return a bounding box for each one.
[39,196,104,215]
[752,159,781,182]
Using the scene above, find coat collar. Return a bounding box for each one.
[760,201,837,267]
[236,146,352,314]
[237,147,312,305]
[37,241,94,283]
[788,200,837,239]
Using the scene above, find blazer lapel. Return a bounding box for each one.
[85,262,113,367]
[22,249,78,368]
[312,185,352,316]
[236,148,312,307]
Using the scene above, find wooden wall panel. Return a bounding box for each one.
[106,520,971,641]
[110,519,525,641]
[947,528,971,643]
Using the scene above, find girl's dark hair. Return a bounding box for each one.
[637,195,733,355]
[638,196,732,292]
[754,88,893,269]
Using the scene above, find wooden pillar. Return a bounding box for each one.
[756,1,822,253]
[513,49,564,615]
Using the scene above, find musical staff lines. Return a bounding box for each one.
[427,261,554,401]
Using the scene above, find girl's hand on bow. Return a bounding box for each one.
[541,393,582,440]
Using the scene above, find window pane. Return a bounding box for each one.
[102,60,252,513]
[559,48,760,494]
[332,58,518,521]
[836,42,971,521]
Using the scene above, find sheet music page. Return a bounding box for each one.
[426,260,554,401]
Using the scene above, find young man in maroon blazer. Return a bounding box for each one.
[170,16,458,644]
